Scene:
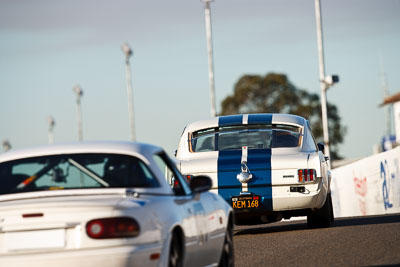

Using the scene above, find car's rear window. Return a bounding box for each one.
[0,153,159,195]
[190,124,301,152]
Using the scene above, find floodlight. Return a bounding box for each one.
[121,43,133,58]
[48,116,55,128]
[2,140,11,152]
[73,85,83,97]
[324,75,339,86]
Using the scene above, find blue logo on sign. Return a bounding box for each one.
[380,160,393,210]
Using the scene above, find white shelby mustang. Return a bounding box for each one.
[176,113,334,228]
[0,141,234,267]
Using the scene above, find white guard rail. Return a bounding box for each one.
[331,147,400,217]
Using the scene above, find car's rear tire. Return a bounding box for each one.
[219,217,234,267]
[168,233,183,267]
[307,193,333,228]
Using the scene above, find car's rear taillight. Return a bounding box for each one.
[298,169,316,182]
[86,217,140,239]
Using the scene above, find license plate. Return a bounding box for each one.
[231,195,261,209]
[6,229,65,251]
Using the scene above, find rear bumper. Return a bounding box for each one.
[0,243,163,267]
[227,181,327,215]
[270,183,325,211]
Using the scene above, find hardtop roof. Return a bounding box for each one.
[0,141,163,163]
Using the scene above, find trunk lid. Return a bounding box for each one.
[0,189,154,254]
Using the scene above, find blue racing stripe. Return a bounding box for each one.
[246,149,273,210]
[217,115,243,202]
[217,150,242,202]
[248,113,273,125]
[218,114,243,126]
[217,114,273,211]
[246,113,273,209]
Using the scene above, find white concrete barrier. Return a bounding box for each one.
[331,147,400,217]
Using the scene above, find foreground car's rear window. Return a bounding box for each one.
[190,124,301,152]
[0,153,159,195]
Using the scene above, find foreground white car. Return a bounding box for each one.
[176,113,334,227]
[0,141,234,267]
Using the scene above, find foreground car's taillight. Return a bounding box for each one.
[86,217,140,239]
[298,169,316,182]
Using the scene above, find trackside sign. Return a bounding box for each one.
[331,146,400,217]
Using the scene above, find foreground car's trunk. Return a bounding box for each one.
[0,190,158,256]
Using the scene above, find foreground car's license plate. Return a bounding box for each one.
[6,229,65,251]
[231,195,260,209]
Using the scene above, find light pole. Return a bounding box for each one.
[314,0,339,166]
[121,43,136,141]
[201,0,217,117]
[73,85,83,141]
[379,51,392,136]
[2,140,11,152]
[48,116,55,144]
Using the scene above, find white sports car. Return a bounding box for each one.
[0,141,234,267]
[176,113,334,227]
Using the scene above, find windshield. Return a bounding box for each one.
[0,153,159,195]
[190,124,301,152]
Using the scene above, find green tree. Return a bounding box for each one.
[220,73,346,160]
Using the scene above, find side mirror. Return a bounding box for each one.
[190,175,212,193]
[317,142,325,154]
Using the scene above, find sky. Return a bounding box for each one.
[1,0,399,160]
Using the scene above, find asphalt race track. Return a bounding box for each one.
[233,214,400,266]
